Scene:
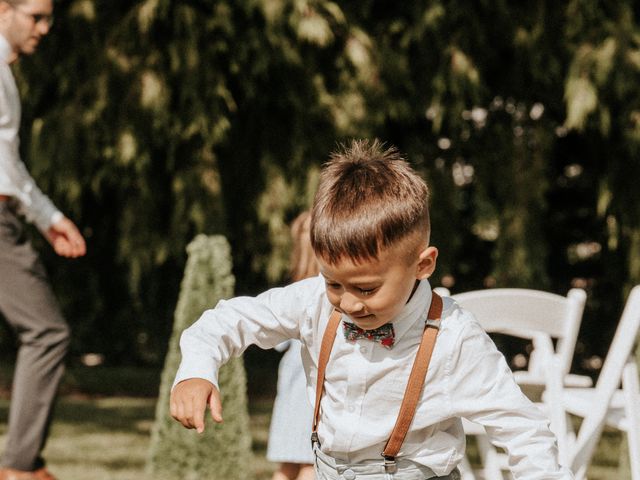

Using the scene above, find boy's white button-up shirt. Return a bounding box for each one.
[175,276,572,479]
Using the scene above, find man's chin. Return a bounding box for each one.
[21,42,40,55]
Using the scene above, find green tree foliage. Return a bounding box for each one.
[147,234,253,480]
[7,0,640,377]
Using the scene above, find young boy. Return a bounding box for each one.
[171,140,572,479]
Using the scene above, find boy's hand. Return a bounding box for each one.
[170,378,223,433]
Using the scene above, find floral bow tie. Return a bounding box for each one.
[342,321,395,349]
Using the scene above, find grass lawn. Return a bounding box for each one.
[0,396,278,480]
[0,397,156,480]
[0,364,629,479]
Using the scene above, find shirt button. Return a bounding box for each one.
[347,405,355,413]
[343,469,356,480]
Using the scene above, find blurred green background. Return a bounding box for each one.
[2,0,640,376]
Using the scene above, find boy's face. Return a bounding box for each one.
[318,239,438,330]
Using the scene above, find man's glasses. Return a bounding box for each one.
[15,8,54,27]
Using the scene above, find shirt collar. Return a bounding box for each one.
[391,279,433,343]
[0,34,12,64]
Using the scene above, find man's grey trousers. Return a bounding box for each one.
[0,203,70,471]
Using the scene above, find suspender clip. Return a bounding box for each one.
[425,318,441,329]
[382,455,397,473]
[311,431,320,448]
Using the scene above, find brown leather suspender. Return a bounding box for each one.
[311,292,444,473]
[310,308,342,447]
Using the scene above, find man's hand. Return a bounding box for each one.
[170,378,223,433]
[46,216,86,258]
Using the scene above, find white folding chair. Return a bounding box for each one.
[433,287,588,479]
[559,285,640,480]
[438,287,589,390]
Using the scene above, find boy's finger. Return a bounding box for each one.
[209,389,223,423]
[169,394,178,419]
[180,397,198,430]
[192,394,207,433]
[175,401,189,428]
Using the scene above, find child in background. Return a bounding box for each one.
[267,211,317,480]
[171,139,571,479]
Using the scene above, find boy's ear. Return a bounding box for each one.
[416,246,438,280]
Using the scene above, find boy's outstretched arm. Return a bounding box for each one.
[170,378,223,433]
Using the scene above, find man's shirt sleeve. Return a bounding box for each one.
[0,64,61,232]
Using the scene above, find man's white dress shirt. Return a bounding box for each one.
[0,34,61,232]
[175,276,572,479]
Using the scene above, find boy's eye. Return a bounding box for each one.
[359,288,376,296]
[326,282,341,290]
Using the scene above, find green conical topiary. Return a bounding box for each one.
[147,234,254,480]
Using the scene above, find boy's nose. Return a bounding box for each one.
[339,292,365,315]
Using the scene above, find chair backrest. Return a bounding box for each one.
[570,285,640,476]
[438,287,587,376]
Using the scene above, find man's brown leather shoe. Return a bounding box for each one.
[0,468,57,480]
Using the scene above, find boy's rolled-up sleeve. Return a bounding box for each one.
[446,313,573,479]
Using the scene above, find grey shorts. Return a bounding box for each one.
[314,448,461,480]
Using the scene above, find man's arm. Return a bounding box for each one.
[0,24,86,258]
[0,140,86,257]
[0,135,55,225]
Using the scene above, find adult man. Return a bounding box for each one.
[0,1,86,479]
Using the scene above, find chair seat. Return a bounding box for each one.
[562,388,628,431]
[513,371,593,388]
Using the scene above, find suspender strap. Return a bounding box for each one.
[311,308,343,445]
[381,292,443,466]
[311,291,444,472]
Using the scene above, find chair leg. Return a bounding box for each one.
[458,455,477,480]
[546,355,569,466]
[622,360,640,480]
[476,434,504,480]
